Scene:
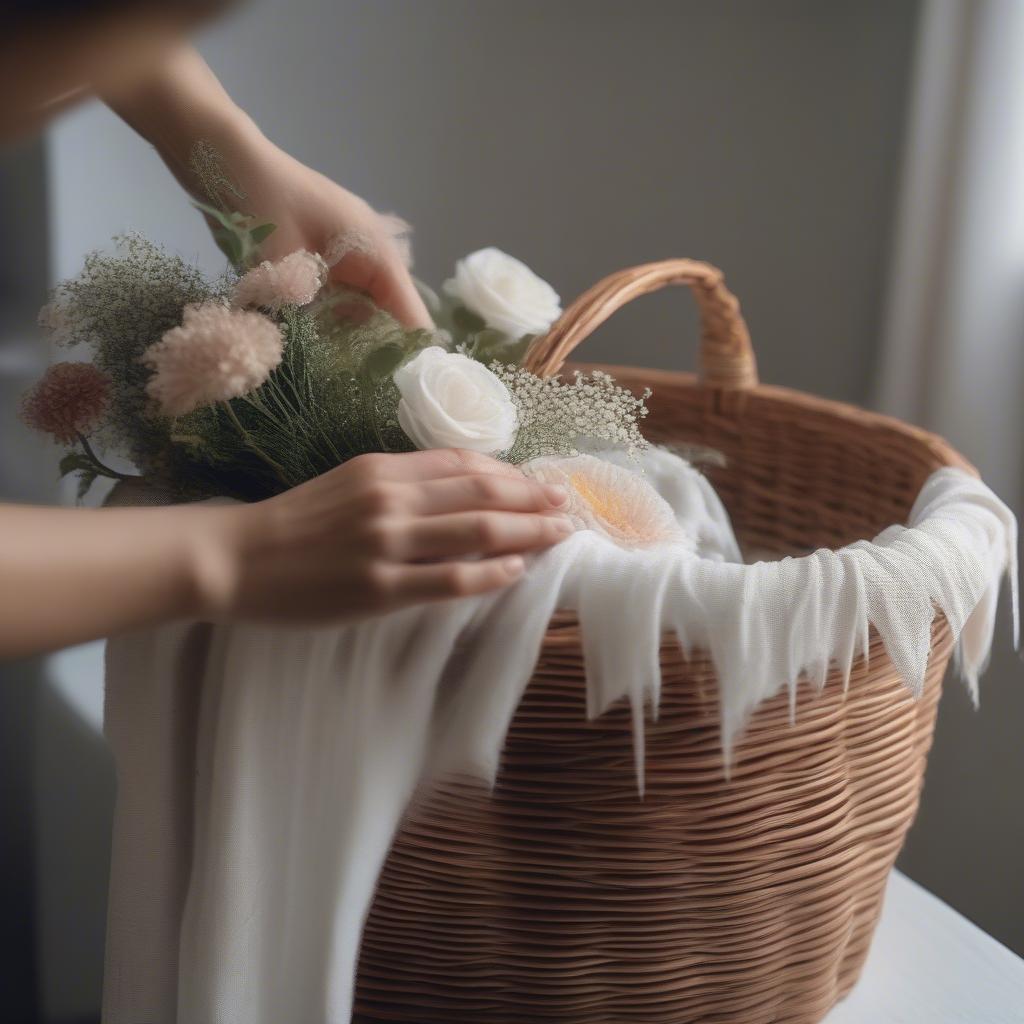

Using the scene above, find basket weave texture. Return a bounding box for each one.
[353,261,970,1024]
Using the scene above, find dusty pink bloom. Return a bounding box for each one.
[323,212,414,269]
[142,302,284,417]
[231,250,327,310]
[21,362,111,443]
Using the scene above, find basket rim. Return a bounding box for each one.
[552,361,976,646]
[571,359,975,477]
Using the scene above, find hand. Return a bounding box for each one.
[212,130,433,329]
[199,449,572,625]
[106,44,432,327]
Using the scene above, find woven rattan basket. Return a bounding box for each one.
[353,260,971,1024]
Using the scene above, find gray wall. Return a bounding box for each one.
[49,0,915,402]
[0,139,50,1024]
[16,0,1021,1019]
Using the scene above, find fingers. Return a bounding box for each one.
[411,474,568,516]
[372,261,433,329]
[381,555,528,604]
[390,510,574,561]
[328,245,433,330]
[350,448,526,484]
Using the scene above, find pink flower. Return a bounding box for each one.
[142,302,284,417]
[324,213,414,269]
[231,250,327,310]
[21,362,111,443]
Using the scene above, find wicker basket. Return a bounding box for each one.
[353,260,970,1024]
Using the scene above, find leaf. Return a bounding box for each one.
[452,305,487,333]
[249,222,277,246]
[194,200,271,269]
[363,342,409,381]
[75,469,99,503]
[213,229,244,267]
[467,329,532,367]
[191,199,237,233]
[59,451,93,479]
[501,333,535,367]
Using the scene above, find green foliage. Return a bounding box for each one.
[424,277,534,367]
[192,199,276,271]
[189,139,246,207]
[59,448,123,503]
[58,451,94,478]
[75,468,99,502]
[249,223,277,247]
[58,450,98,502]
[463,329,533,367]
[188,140,277,271]
[47,234,221,467]
[163,302,433,501]
[36,193,650,504]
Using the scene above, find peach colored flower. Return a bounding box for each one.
[142,302,284,417]
[231,250,327,310]
[523,454,693,550]
[20,362,111,443]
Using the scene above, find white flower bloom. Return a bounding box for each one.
[523,454,693,550]
[394,346,519,454]
[444,247,562,338]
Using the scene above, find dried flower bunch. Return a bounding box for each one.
[21,160,652,505]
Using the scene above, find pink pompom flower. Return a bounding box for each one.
[20,361,111,443]
[142,302,284,417]
[231,249,327,310]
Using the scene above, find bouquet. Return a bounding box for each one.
[22,203,657,521]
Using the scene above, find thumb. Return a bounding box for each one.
[328,249,433,330]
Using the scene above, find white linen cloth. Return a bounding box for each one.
[101,452,1017,1024]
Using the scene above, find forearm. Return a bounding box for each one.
[0,502,229,659]
[102,42,260,192]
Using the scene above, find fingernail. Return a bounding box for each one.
[544,484,569,507]
[552,516,574,534]
[503,555,525,576]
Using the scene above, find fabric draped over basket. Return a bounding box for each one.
[101,451,1017,1024]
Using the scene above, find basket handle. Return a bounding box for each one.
[522,259,758,389]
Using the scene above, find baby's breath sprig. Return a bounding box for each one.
[491,364,651,463]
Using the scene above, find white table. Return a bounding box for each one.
[824,871,1024,1023]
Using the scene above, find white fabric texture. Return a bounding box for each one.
[102,452,1017,1024]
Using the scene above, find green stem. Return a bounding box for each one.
[361,377,390,455]
[242,386,323,476]
[76,434,135,481]
[239,390,289,431]
[222,402,292,486]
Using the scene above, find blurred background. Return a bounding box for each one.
[1,1,1022,1020]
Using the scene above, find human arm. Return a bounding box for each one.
[103,42,431,327]
[0,450,569,659]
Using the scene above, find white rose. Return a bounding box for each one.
[394,346,519,454]
[445,247,562,338]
